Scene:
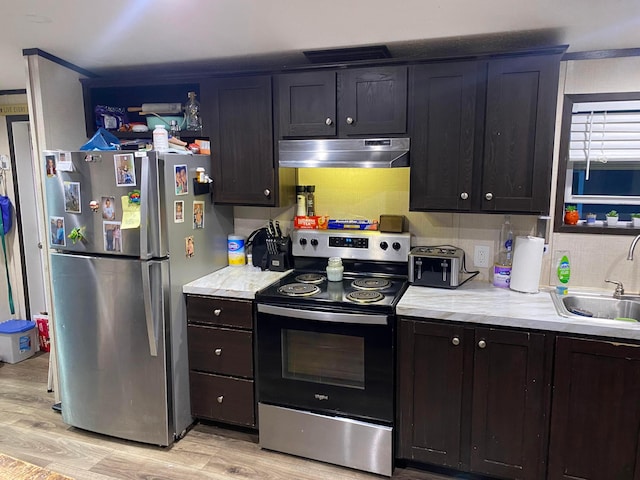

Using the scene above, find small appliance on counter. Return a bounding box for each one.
[409,246,478,288]
[247,220,292,271]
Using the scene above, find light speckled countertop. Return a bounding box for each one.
[397,282,640,341]
[183,265,291,299]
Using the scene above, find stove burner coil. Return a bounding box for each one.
[346,290,385,303]
[277,283,321,297]
[295,273,326,284]
[351,278,391,291]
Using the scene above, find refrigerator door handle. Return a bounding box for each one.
[140,155,150,260]
[141,261,158,357]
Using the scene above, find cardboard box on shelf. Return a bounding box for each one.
[194,139,210,155]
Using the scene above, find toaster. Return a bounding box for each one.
[409,246,471,288]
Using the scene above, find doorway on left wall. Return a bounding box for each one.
[6,115,47,319]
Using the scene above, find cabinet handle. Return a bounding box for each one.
[346,116,354,125]
[263,189,271,197]
[484,192,493,201]
[214,348,222,356]
[478,340,487,349]
[460,192,468,200]
[217,395,224,404]
[213,308,222,316]
[325,117,333,126]
[452,336,460,346]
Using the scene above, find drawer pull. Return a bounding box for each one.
[452,336,460,346]
[214,348,222,356]
[478,340,487,349]
[217,395,224,404]
[213,308,222,316]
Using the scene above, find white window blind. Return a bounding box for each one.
[570,100,640,165]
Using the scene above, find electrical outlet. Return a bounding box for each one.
[474,245,491,268]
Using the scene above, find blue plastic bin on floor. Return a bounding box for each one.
[0,320,37,364]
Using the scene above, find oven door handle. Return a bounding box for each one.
[257,304,389,325]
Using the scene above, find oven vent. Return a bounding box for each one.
[303,45,392,64]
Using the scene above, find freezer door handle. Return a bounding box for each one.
[139,155,150,259]
[141,262,158,356]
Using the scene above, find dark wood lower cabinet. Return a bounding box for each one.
[186,295,256,428]
[548,336,640,480]
[397,318,552,480]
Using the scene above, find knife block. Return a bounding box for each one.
[268,237,292,272]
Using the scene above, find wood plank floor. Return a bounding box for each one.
[0,353,461,480]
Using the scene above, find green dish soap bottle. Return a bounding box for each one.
[554,250,571,294]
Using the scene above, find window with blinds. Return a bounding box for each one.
[564,99,640,226]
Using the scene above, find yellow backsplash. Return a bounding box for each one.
[297,168,410,219]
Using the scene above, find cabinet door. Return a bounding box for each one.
[482,54,561,213]
[397,319,465,468]
[548,337,640,480]
[470,328,551,480]
[277,71,337,137]
[409,61,481,211]
[338,66,407,136]
[205,75,276,206]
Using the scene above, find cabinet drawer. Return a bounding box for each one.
[189,372,255,427]
[188,325,253,378]
[186,295,253,329]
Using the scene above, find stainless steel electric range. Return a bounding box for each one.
[255,229,411,477]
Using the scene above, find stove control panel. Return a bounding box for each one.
[292,230,411,262]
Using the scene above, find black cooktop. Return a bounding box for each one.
[255,270,408,314]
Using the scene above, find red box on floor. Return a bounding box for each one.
[33,315,50,352]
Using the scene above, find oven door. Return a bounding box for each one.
[256,304,394,424]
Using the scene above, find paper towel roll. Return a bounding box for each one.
[509,236,545,294]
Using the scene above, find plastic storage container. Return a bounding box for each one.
[152,124,169,151]
[0,320,37,364]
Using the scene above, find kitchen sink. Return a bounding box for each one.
[550,291,640,324]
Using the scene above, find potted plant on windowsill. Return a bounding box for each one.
[586,213,597,225]
[564,205,579,225]
[606,210,619,226]
[632,213,640,228]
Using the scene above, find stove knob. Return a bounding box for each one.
[299,238,307,246]
[392,242,402,251]
[380,241,388,250]
[311,239,319,247]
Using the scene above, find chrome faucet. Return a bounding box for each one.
[629,234,640,260]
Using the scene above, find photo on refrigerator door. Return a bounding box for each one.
[103,221,122,252]
[63,181,81,213]
[193,201,204,229]
[185,235,195,258]
[174,200,184,223]
[175,165,188,195]
[114,153,136,187]
[101,196,116,220]
[50,216,65,246]
[45,153,57,177]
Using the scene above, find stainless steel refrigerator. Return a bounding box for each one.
[44,150,233,446]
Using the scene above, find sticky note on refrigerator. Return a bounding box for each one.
[120,195,140,229]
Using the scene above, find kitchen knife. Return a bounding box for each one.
[266,220,275,237]
[275,220,283,238]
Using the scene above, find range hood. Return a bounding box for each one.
[278,138,410,168]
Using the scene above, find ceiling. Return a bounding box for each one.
[2,0,640,91]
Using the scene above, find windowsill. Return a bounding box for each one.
[557,221,640,235]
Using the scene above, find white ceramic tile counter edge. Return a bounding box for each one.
[183,265,291,299]
[397,282,640,341]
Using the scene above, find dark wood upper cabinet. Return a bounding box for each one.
[397,318,552,480]
[409,51,562,214]
[277,70,337,137]
[409,61,482,211]
[482,54,561,213]
[548,336,640,480]
[203,75,279,206]
[276,66,407,138]
[338,66,408,136]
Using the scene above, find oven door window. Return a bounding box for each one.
[283,329,364,389]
